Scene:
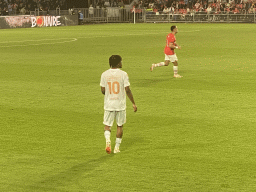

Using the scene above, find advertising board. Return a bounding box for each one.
[0,15,78,29]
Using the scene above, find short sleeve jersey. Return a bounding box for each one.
[164,33,176,55]
[100,68,130,111]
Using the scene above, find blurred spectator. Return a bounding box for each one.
[163,5,169,13]
[195,1,201,9]
[207,5,212,13]
[8,3,12,15]
[89,4,94,17]
[118,0,125,8]
[169,5,175,13]
[78,10,83,24]
[20,7,26,15]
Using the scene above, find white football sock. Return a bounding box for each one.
[115,138,122,148]
[154,62,165,67]
[173,66,178,75]
[104,130,111,142]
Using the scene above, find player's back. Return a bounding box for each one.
[101,68,130,111]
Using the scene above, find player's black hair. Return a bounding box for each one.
[109,55,122,68]
[171,25,177,31]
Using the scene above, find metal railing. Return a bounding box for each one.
[75,8,256,23]
[144,12,256,23]
[77,8,138,23]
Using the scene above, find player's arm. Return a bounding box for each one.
[169,42,181,49]
[101,87,105,95]
[125,86,137,112]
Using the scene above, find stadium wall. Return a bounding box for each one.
[0,15,78,29]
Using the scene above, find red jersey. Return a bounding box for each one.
[164,33,176,55]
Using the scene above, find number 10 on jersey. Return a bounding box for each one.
[107,81,120,94]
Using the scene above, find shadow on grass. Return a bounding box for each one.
[133,77,171,87]
[29,155,113,191]
[168,139,229,150]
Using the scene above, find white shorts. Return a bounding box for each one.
[103,110,126,127]
[165,54,178,63]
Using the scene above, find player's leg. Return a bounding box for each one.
[114,110,126,153]
[116,126,123,138]
[104,126,112,154]
[114,125,123,153]
[150,55,170,72]
[171,54,182,78]
[172,61,182,78]
[104,125,111,142]
[164,60,170,66]
[103,111,114,154]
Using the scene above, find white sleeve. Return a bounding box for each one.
[100,73,105,87]
[124,72,130,87]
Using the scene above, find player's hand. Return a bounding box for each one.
[133,104,137,112]
[177,46,181,49]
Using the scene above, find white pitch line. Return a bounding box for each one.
[181,30,201,32]
[0,38,77,48]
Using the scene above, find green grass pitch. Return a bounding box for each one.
[0,23,256,191]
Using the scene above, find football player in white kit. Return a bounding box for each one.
[100,55,137,154]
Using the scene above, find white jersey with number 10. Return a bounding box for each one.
[100,69,130,111]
